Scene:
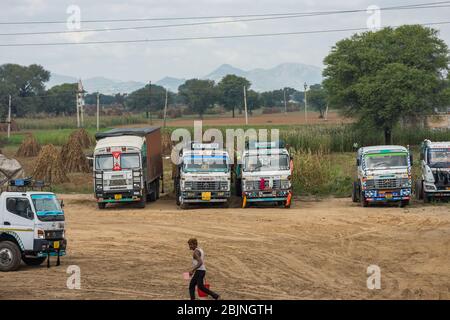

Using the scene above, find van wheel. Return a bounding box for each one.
[97,202,106,209]
[22,256,47,266]
[0,241,22,272]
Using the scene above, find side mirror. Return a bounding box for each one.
[59,200,65,208]
[356,159,360,166]
[26,208,33,219]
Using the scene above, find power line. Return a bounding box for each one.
[1,20,450,47]
[0,0,449,25]
[1,3,449,37]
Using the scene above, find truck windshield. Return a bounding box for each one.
[31,194,64,222]
[244,154,290,172]
[428,148,450,168]
[95,155,113,170]
[364,152,408,169]
[121,153,140,169]
[183,156,229,172]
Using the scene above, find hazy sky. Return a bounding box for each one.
[1,0,450,82]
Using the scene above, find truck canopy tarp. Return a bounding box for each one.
[95,127,160,141]
[0,154,24,186]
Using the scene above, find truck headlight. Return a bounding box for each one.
[281,180,291,189]
[37,229,45,239]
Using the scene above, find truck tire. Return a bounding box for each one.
[155,179,160,200]
[400,200,410,208]
[148,182,157,202]
[360,191,368,207]
[235,178,242,196]
[137,195,146,208]
[22,256,47,266]
[352,181,359,203]
[97,202,106,209]
[423,192,431,203]
[0,241,22,272]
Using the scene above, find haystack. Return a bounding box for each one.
[16,134,41,157]
[32,144,69,184]
[69,128,93,148]
[60,139,90,173]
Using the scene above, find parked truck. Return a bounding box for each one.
[352,145,413,207]
[0,178,66,272]
[174,142,231,209]
[416,139,450,202]
[93,127,163,209]
[236,141,293,208]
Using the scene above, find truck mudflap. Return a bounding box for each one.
[364,189,411,202]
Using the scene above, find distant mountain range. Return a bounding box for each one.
[47,62,322,94]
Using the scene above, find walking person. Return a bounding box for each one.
[187,238,220,300]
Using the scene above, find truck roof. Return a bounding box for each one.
[95,127,160,141]
[0,191,56,196]
[94,135,145,151]
[359,145,408,154]
[424,140,450,148]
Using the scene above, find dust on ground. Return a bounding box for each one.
[1,195,449,300]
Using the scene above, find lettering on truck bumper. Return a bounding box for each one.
[363,189,411,202]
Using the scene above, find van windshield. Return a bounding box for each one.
[31,194,64,222]
[364,152,408,169]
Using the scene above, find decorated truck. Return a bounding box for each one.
[0,178,66,272]
[236,141,293,208]
[93,128,163,209]
[174,143,231,209]
[416,139,450,202]
[352,145,413,207]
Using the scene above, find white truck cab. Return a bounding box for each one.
[416,140,450,202]
[0,180,66,271]
[352,145,412,207]
[174,143,231,209]
[237,141,293,208]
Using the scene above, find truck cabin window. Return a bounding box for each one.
[120,153,140,169]
[364,153,408,169]
[95,155,113,170]
[183,156,229,172]
[31,195,64,222]
[427,149,450,168]
[6,198,33,220]
[244,154,290,172]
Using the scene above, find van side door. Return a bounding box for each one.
[2,197,35,251]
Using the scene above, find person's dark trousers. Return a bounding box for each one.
[189,270,219,300]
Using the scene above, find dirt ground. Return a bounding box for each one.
[1,195,449,300]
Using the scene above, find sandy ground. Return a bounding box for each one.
[1,195,449,300]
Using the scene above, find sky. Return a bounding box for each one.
[1,0,450,82]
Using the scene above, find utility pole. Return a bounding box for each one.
[76,92,80,128]
[147,81,151,120]
[304,82,308,123]
[77,79,85,128]
[7,95,11,139]
[325,102,329,121]
[163,88,168,128]
[96,92,100,131]
[283,88,287,114]
[243,86,248,125]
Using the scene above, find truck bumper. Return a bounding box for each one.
[363,189,411,202]
[244,190,291,202]
[96,190,142,203]
[181,191,230,203]
[33,239,67,257]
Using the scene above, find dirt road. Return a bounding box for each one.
[1,195,449,300]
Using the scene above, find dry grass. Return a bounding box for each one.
[32,144,69,184]
[16,134,41,157]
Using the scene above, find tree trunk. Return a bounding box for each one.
[384,127,392,145]
[232,107,235,118]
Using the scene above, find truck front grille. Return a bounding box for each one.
[110,179,127,186]
[246,179,281,190]
[45,230,64,240]
[370,178,408,189]
[186,181,227,190]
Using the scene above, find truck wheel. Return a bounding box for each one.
[360,191,368,207]
[0,241,22,272]
[97,202,106,209]
[352,181,359,203]
[416,180,424,200]
[22,256,47,266]
[400,200,409,208]
[137,195,146,208]
[148,183,157,202]
[155,179,160,200]
[235,179,242,196]
[180,203,188,210]
[222,200,230,208]
[423,193,431,203]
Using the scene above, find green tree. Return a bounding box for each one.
[308,84,328,118]
[217,75,250,118]
[178,79,216,118]
[125,84,173,114]
[44,83,77,115]
[0,63,50,116]
[323,25,450,144]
